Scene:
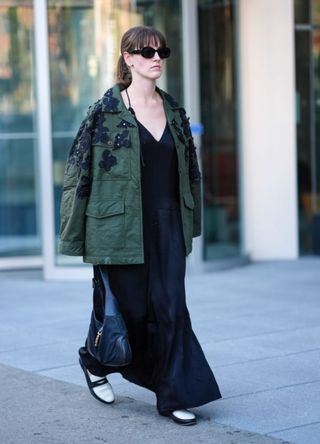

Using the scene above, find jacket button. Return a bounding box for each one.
[107,140,113,146]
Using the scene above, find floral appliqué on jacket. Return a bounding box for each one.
[172,110,201,185]
[92,112,110,145]
[102,88,120,112]
[66,101,103,199]
[113,130,131,149]
[99,150,117,172]
[116,119,135,129]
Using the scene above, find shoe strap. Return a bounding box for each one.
[88,377,108,389]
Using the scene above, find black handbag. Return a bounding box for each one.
[86,265,132,367]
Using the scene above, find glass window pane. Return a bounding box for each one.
[198,0,240,260]
[295,0,310,24]
[0,4,41,258]
[312,30,320,253]
[50,0,183,265]
[295,30,313,253]
[312,0,320,24]
[312,30,320,210]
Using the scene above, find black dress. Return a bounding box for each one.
[79,119,221,414]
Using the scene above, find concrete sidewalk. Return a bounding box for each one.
[0,258,319,443]
[0,363,283,444]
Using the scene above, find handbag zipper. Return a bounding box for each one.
[95,328,103,347]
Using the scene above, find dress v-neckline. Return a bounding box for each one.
[124,88,168,143]
[137,120,168,143]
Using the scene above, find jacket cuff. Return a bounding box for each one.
[58,240,84,256]
[193,222,202,238]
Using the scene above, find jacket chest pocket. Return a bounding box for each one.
[92,131,131,180]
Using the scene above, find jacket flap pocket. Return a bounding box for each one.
[183,193,195,210]
[86,200,125,218]
[93,130,131,150]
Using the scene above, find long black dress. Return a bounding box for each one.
[79,119,221,414]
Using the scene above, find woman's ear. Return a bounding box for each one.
[123,51,133,68]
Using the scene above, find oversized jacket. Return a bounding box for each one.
[59,83,202,264]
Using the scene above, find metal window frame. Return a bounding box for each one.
[34,0,91,280]
[0,257,43,270]
[182,0,204,273]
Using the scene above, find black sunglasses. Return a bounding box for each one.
[129,46,171,59]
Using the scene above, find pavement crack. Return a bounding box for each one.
[221,378,320,400]
[213,346,320,369]
[34,362,78,373]
[267,420,320,434]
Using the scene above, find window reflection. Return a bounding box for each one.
[294,0,310,24]
[312,0,320,24]
[0,4,40,258]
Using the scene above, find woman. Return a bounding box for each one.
[59,26,221,426]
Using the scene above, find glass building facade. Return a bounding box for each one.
[0,0,319,278]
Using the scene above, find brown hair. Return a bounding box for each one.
[116,26,167,87]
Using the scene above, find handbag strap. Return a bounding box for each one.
[92,265,103,289]
[92,265,105,322]
[92,265,120,318]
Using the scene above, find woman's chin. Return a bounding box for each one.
[149,71,162,80]
[138,70,162,81]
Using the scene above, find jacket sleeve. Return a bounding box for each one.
[179,108,202,238]
[189,136,202,238]
[58,107,94,256]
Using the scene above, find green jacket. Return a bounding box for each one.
[59,84,202,264]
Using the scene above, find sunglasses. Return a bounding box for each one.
[129,46,171,59]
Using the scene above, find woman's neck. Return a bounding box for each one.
[127,79,158,105]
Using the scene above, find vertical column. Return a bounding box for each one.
[182,0,203,272]
[33,0,55,277]
[238,0,298,259]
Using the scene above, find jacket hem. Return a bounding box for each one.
[59,240,84,256]
[83,255,145,265]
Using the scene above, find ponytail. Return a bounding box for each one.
[116,54,132,87]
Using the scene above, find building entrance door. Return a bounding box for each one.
[295,0,320,255]
[197,0,241,261]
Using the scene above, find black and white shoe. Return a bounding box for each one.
[79,357,115,404]
[161,409,197,426]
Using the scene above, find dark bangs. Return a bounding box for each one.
[129,26,166,51]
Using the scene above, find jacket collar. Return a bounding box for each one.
[101,84,123,113]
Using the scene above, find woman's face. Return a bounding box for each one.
[125,40,166,81]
